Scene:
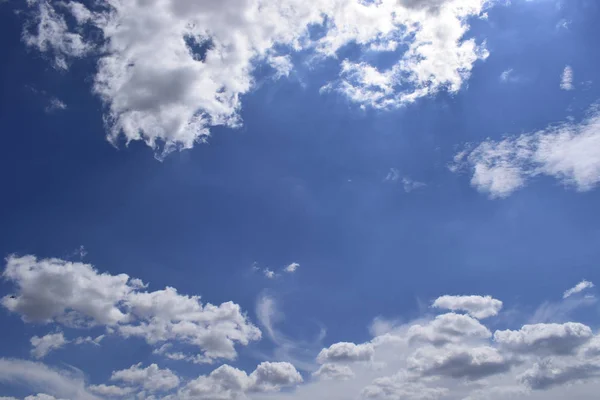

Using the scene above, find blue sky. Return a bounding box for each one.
[1,0,600,399]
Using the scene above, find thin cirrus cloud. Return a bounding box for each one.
[564,280,595,299]
[20,0,491,157]
[560,65,574,91]
[451,105,600,198]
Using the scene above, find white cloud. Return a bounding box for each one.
[313,364,355,381]
[407,313,491,345]
[176,361,302,399]
[45,97,67,113]
[564,280,595,299]
[30,332,67,359]
[384,168,400,182]
[24,395,65,400]
[494,323,593,355]
[263,268,276,279]
[361,372,448,400]
[452,107,600,197]
[88,384,135,397]
[22,1,91,70]
[408,345,513,380]
[0,358,99,400]
[2,255,261,364]
[560,65,574,91]
[402,177,426,193]
[21,0,492,156]
[500,68,514,82]
[284,262,300,273]
[317,342,375,364]
[73,335,105,346]
[432,295,503,319]
[110,363,180,392]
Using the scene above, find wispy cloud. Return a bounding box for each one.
[560,65,574,91]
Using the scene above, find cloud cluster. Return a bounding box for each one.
[452,106,600,198]
[2,255,260,364]
[20,0,491,156]
[4,281,600,399]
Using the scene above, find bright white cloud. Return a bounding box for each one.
[560,65,574,91]
[110,363,180,392]
[21,0,492,156]
[452,107,600,197]
[30,332,67,359]
[317,342,375,364]
[284,262,300,273]
[2,255,261,363]
[564,280,595,299]
[176,361,302,399]
[432,295,503,319]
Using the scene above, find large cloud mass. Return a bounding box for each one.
[2,255,261,363]
[20,0,491,156]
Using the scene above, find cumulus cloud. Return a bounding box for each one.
[494,323,593,355]
[560,66,574,91]
[110,363,180,392]
[407,313,491,346]
[176,361,302,399]
[432,295,503,319]
[2,255,261,363]
[408,345,513,380]
[317,342,375,364]
[564,280,595,299]
[30,332,67,359]
[452,106,600,198]
[20,0,492,156]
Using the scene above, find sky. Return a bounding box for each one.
[1,0,600,399]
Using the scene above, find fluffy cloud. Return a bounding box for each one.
[176,361,302,399]
[88,384,135,396]
[432,295,503,319]
[494,323,593,355]
[408,345,513,380]
[110,363,180,392]
[361,373,448,400]
[564,280,595,299]
[284,263,300,273]
[452,107,600,198]
[407,313,491,345]
[20,0,492,155]
[317,342,375,364]
[560,65,574,91]
[2,255,260,363]
[30,333,67,359]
